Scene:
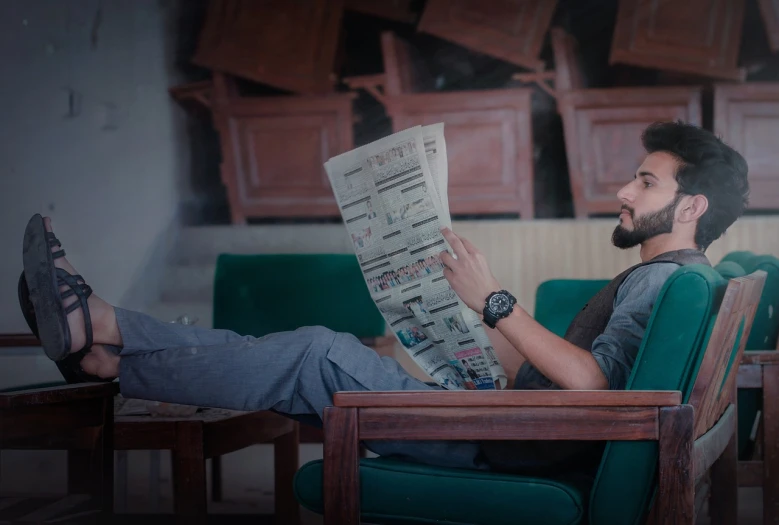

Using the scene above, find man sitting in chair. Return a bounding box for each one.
[19,121,749,474]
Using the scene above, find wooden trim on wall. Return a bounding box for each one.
[0,334,40,348]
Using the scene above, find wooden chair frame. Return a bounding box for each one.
[736,349,779,524]
[321,271,766,525]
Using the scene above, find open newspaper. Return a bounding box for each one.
[324,124,507,390]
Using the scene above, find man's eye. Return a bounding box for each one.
[643,181,652,188]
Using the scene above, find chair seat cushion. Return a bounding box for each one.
[294,457,590,525]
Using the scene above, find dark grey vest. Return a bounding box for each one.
[481,249,711,474]
[514,248,711,390]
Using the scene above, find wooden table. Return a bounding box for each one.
[0,383,116,524]
[113,408,300,525]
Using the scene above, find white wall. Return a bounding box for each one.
[0,0,193,333]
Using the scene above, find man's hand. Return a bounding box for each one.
[439,228,502,312]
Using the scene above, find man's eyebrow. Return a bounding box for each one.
[636,171,659,181]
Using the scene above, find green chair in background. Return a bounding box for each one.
[212,253,386,341]
[295,265,762,525]
[210,253,388,504]
[533,279,610,338]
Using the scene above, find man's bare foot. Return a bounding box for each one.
[80,344,120,379]
[44,217,123,352]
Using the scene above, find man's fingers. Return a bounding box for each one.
[439,250,456,269]
[460,236,480,255]
[441,227,467,259]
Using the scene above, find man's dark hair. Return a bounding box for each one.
[641,121,750,250]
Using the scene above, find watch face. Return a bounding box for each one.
[488,293,511,314]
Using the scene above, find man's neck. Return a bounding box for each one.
[639,235,699,262]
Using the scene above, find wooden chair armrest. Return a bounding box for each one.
[333,389,682,408]
[0,382,119,408]
[741,351,779,365]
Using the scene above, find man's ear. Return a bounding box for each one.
[678,194,708,223]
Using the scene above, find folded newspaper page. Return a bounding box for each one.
[324,124,507,390]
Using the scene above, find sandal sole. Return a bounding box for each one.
[18,271,115,383]
[22,214,70,361]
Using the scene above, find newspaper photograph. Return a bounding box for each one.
[324,124,507,390]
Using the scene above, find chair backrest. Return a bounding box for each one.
[550,27,587,92]
[380,31,435,96]
[588,265,764,525]
[714,260,745,280]
[212,253,386,339]
[533,279,609,337]
[687,271,765,436]
[741,254,779,350]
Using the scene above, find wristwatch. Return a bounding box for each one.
[482,290,517,329]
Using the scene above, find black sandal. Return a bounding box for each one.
[18,271,113,384]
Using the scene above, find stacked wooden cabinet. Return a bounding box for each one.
[178,0,560,222]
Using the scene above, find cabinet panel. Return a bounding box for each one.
[213,90,355,222]
[715,84,779,211]
[418,0,557,70]
[610,0,746,81]
[559,88,702,216]
[759,0,779,52]
[390,90,534,217]
[193,0,344,94]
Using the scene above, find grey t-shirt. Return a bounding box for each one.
[591,262,681,390]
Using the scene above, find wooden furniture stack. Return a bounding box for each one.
[176,0,563,222]
[179,0,779,222]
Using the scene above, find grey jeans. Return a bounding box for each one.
[114,308,488,470]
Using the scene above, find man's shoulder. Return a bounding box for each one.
[616,262,681,303]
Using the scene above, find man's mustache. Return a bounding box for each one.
[621,205,634,217]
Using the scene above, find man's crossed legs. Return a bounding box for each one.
[21,215,487,470]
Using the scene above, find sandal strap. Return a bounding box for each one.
[56,268,93,350]
[46,232,61,246]
[46,233,66,259]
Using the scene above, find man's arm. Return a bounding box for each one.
[439,228,678,390]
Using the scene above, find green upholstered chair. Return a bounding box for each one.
[294,265,765,525]
[721,252,779,525]
[212,253,386,340]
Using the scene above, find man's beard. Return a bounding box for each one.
[612,194,682,249]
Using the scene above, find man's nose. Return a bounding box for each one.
[617,181,634,203]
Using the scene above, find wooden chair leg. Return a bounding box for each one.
[709,423,738,525]
[763,364,779,525]
[658,405,695,525]
[273,422,300,525]
[172,422,207,525]
[97,396,114,520]
[323,407,360,525]
[211,455,222,502]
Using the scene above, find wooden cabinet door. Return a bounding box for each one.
[214,96,354,222]
[715,84,779,211]
[759,0,779,52]
[193,0,344,94]
[389,90,534,218]
[417,0,558,71]
[559,88,701,217]
[610,0,746,81]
